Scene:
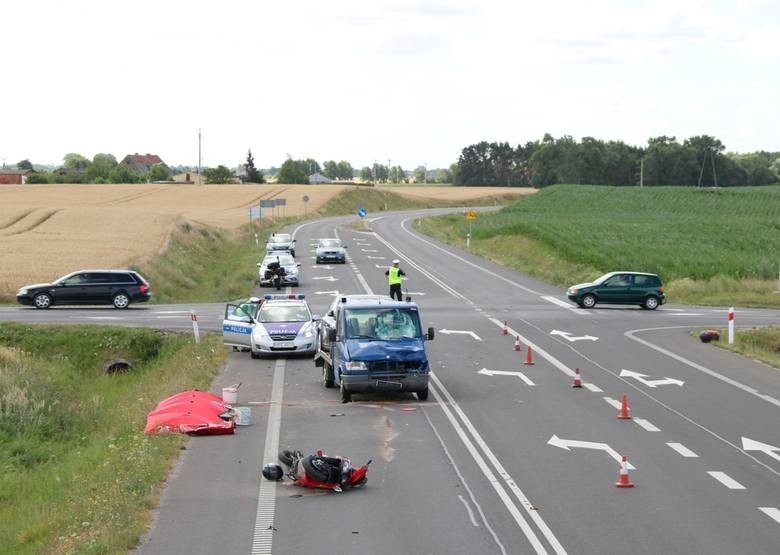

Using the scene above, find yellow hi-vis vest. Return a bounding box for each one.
[388,267,402,285]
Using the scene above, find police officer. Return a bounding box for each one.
[385,259,405,301]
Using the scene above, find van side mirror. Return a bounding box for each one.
[328,328,337,342]
[427,327,435,340]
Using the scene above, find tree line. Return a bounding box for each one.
[453,134,780,187]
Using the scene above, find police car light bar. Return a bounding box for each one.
[263,294,306,300]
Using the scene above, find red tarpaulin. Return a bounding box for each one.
[145,390,235,435]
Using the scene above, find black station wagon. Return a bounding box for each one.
[16,269,151,309]
[566,271,666,310]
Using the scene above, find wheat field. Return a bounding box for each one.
[0,183,531,296]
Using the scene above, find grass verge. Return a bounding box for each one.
[696,326,780,370]
[0,323,226,554]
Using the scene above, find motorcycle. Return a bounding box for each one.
[264,260,286,291]
[272,448,371,492]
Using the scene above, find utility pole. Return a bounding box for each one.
[424,162,427,184]
[639,158,644,187]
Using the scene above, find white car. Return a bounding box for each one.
[315,238,347,264]
[257,253,300,287]
[221,297,263,351]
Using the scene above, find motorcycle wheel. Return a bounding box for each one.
[278,449,295,466]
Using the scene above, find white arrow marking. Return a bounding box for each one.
[367,256,385,259]
[311,265,333,270]
[619,369,685,388]
[550,330,598,342]
[361,249,378,252]
[547,435,635,469]
[314,290,340,296]
[312,276,338,282]
[742,437,780,462]
[439,329,481,341]
[404,291,427,296]
[478,368,535,386]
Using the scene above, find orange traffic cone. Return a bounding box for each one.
[513,336,521,351]
[615,455,635,488]
[617,394,631,419]
[572,368,582,388]
[502,321,508,335]
[523,345,535,365]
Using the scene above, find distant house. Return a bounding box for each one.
[0,169,32,184]
[120,153,169,174]
[308,172,331,184]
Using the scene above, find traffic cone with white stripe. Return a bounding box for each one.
[523,345,535,365]
[513,336,521,351]
[572,368,582,388]
[615,455,635,488]
[617,394,631,419]
[502,321,508,335]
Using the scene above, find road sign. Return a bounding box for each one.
[303,195,309,203]
[260,199,276,208]
[358,206,367,218]
[465,210,477,220]
[248,207,263,220]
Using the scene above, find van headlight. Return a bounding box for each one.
[345,361,367,371]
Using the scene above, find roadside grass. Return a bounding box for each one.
[0,323,226,554]
[417,184,780,308]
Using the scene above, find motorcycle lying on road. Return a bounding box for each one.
[262,449,371,492]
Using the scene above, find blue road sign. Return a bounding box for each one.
[358,206,367,218]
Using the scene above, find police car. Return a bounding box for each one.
[223,294,319,358]
[221,297,263,351]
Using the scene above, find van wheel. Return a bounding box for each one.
[416,387,429,401]
[581,294,597,308]
[323,362,335,388]
[340,381,351,403]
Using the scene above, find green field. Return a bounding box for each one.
[418,185,780,307]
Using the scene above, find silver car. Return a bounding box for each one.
[257,253,300,287]
[315,238,347,264]
[249,296,320,358]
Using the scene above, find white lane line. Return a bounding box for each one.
[758,507,780,525]
[540,295,584,313]
[153,310,190,314]
[83,316,121,320]
[155,316,186,319]
[489,319,576,378]
[457,495,480,527]
[603,397,623,410]
[707,471,746,490]
[634,418,661,432]
[583,383,602,393]
[252,358,285,555]
[667,443,699,458]
[430,374,566,554]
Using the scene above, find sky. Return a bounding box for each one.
[2,0,779,171]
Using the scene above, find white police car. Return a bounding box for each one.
[223,294,320,358]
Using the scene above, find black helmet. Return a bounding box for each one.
[262,463,283,481]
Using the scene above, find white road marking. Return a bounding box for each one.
[457,495,480,527]
[603,397,623,410]
[758,507,780,525]
[540,295,584,313]
[707,471,746,490]
[668,313,704,316]
[478,368,535,386]
[550,330,598,342]
[83,316,121,320]
[361,249,378,252]
[252,358,285,555]
[547,435,636,469]
[667,443,699,458]
[153,310,191,314]
[634,418,660,432]
[583,383,603,393]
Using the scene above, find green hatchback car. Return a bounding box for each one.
[566,271,666,310]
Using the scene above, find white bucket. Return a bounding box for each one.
[222,387,238,405]
[235,406,251,426]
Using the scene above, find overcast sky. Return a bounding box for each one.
[2,0,778,170]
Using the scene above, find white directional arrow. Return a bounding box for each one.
[361,249,378,252]
[619,369,684,388]
[314,290,340,296]
[440,329,482,341]
[547,435,636,469]
[478,368,535,386]
[550,330,599,342]
[742,437,780,462]
[367,256,385,259]
[311,265,333,270]
[404,291,427,296]
[312,276,338,282]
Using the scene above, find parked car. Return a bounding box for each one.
[566,271,666,310]
[257,253,300,287]
[315,238,347,264]
[266,232,296,257]
[318,294,387,353]
[16,269,151,309]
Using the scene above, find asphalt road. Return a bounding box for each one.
[2,208,779,554]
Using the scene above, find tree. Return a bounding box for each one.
[244,149,264,183]
[203,165,235,184]
[148,164,170,182]
[87,153,118,182]
[336,161,354,180]
[63,153,90,170]
[17,159,33,171]
[323,160,339,180]
[276,159,309,184]
[360,166,373,182]
[108,164,143,184]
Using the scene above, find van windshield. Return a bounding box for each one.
[343,307,422,340]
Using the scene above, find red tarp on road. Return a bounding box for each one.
[145,390,235,435]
